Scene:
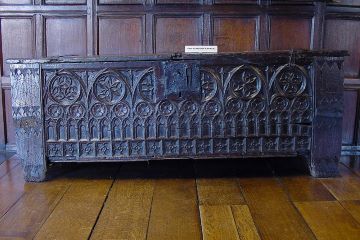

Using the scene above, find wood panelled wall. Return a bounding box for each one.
[0,0,359,152]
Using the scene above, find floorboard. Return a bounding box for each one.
[0,154,359,240]
[321,164,360,201]
[340,200,360,224]
[200,205,240,240]
[90,163,154,240]
[238,177,316,240]
[269,158,336,202]
[33,164,119,240]
[295,201,360,240]
[0,180,69,239]
[231,205,261,240]
[196,178,245,206]
[146,178,202,240]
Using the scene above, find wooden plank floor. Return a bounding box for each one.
[1,154,360,240]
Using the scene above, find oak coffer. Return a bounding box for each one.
[8,50,347,182]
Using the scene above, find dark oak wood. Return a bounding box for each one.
[212,16,258,52]
[0,0,357,155]
[8,50,346,181]
[45,17,87,57]
[269,16,312,50]
[98,16,145,55]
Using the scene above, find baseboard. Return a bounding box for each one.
[5,144,16,152]
[342,145,360,156]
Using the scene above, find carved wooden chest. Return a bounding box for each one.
[8,50,347,181]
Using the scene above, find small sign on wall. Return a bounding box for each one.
[185,46,218,54]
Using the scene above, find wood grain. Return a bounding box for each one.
[32,164,118,240]
[45,17,87,57]
[1,17,34,76]
[238,178,316,240]
[341,200,360,224]
[295,201,360,240]
[197,178,245,205]
[231,205,261,240]
[155,16,202,53]
[280,176,336,201]
[321,164,360,200]
[270,17,311,50]
[0,181,69,239]
[200,205,240,240]
[90,163,154,240]
[146,179,202,240]
[324,19,360,78]
[98,17,144,55]
[33,179,113,240]
[212,17,257,52]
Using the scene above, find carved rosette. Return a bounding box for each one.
[93,71,127,104]
[274,65,307,97]
[270,64,312,128]
[49,71,81,105]
[227,66,262,100]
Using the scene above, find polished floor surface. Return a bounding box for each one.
[0,153,360,240]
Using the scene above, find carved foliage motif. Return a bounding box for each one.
[43,63,312,159]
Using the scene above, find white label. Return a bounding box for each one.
[185,46,218,54]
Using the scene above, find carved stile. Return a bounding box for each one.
[11,64,46,182]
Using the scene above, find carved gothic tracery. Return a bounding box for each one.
[42,62,313,159]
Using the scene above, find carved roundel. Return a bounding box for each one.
[93,71,126,104]
[228,66,263,100]
[270,96,290,112]
[226,98,244,113]
[180,100,199,116]
[249,97,266,114]
[200,69,218,102]
[68,104,85,119]
[204,100,221,116]
[48,104,64,118]
[292,96,311,112]
[158,100,175,116]
[49,72,81,105]
[274,65,307,97]
[91,103,107,118]
[136,102,153,118]
[113,101,130,118]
